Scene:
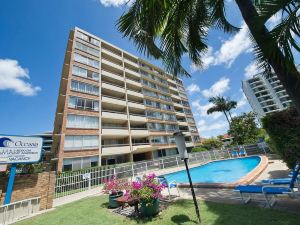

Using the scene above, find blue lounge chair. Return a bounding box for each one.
[261,162,300,185]
[157,175,180,200]
[231,149,239,158]
[234,162,300,207]
[238,146,247,157]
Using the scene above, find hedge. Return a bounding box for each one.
[262,107,300,168]
[191,147,208,152]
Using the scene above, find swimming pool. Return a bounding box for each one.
[164,156,262,184]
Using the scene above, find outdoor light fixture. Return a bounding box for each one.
[174,132,201,223]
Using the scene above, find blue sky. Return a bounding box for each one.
[0,0,273,138]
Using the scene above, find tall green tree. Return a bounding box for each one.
[228,112,260,145]
[117,0,300,114]
[206,96,237,125]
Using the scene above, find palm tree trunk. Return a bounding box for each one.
[223,111,231,127]
[228,111,233,121]
[235,0,300,115]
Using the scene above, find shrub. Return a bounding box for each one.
[191,147,208,152]
[262,107,300,168]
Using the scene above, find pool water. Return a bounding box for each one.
[164,156,261,183]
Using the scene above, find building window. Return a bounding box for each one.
[72,66,99,81]
[76,31,100,46]
[68,96,99,111]
[63,156,99,171]
[64,135,99,150]
[71,80,99,95]
[74,53,99,68]
[66,114,99,129]
[75,42,99,56]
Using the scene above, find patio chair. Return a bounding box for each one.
[234,162,300,207]
[231,149,239,158]
[238,146,247,157]
[261,162,300,185]
[157,175,180,200]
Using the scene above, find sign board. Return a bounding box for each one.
[82,173,91,180]
[0,135,43,164]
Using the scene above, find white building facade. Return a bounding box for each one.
[242,73,292,120]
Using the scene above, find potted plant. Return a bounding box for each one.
[130,173,166,217]
[103,176,128,208]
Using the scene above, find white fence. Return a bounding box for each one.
[55,144,267,199]
[0,197,40,225]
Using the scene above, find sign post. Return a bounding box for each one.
[4,164,17,204]
[0,135,43,205]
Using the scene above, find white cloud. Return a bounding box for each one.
[197,119,228,132]
[0,59,41,96]
[186,83,200,94]
[244,62,261,79]
[191,100,223,119]
[202,77,230,98]
[192,22,252,72]
[99,0,132,7]
[237,94,247,108]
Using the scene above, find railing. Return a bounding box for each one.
[54,144,267,199]
[0,197,41,225]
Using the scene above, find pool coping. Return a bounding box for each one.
[171,155,269,189]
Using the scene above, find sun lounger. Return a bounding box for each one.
[234,162,300,207]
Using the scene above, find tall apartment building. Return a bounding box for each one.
[52,28,200,172]
[242,73,292,119]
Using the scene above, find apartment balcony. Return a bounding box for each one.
[102,48,123,61]
[125,68,141,79]
[102,58,123,71]
[169,86,178,92]
[175,111,185,117]
[102,95,126,107]
[178,121,188,126]
[182,131,191,136]
[102,127,129,137]
[102,70,124,82]
[171,94,181,101]
[127,89,143,98]
[102,110,128,121]
[131,129,149,137]
[126,78,142,87]
[173,102,183,108]
[186,142,194,147]
[102,82,125,94]
[167,79,177,85]
[124,58,139,68]
[129,114,147,122]
[132,144,156,153]
[128,101,145,110]
[102,144,131,156]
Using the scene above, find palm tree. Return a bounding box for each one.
[226,99,237,120]
[117,0,300,114]
[206,96,236,126]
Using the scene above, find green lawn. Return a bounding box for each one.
[15,196,300,225]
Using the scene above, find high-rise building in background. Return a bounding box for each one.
[242,73,292,120]
[52,27,200,172]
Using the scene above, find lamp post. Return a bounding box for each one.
[174,132,201,224]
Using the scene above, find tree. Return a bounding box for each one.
[228,112,260,145]
[206,96,237,126]
[117,0,300,114]
[201,138,223,150]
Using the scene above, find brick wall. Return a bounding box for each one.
[0,171,55,210]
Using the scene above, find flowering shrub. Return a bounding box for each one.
[103,176,129,195]
[130,173,166,205]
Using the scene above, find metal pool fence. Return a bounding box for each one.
[54,144,267,199]
[0,197,40,225]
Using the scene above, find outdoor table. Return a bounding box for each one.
[115,196,140,213]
